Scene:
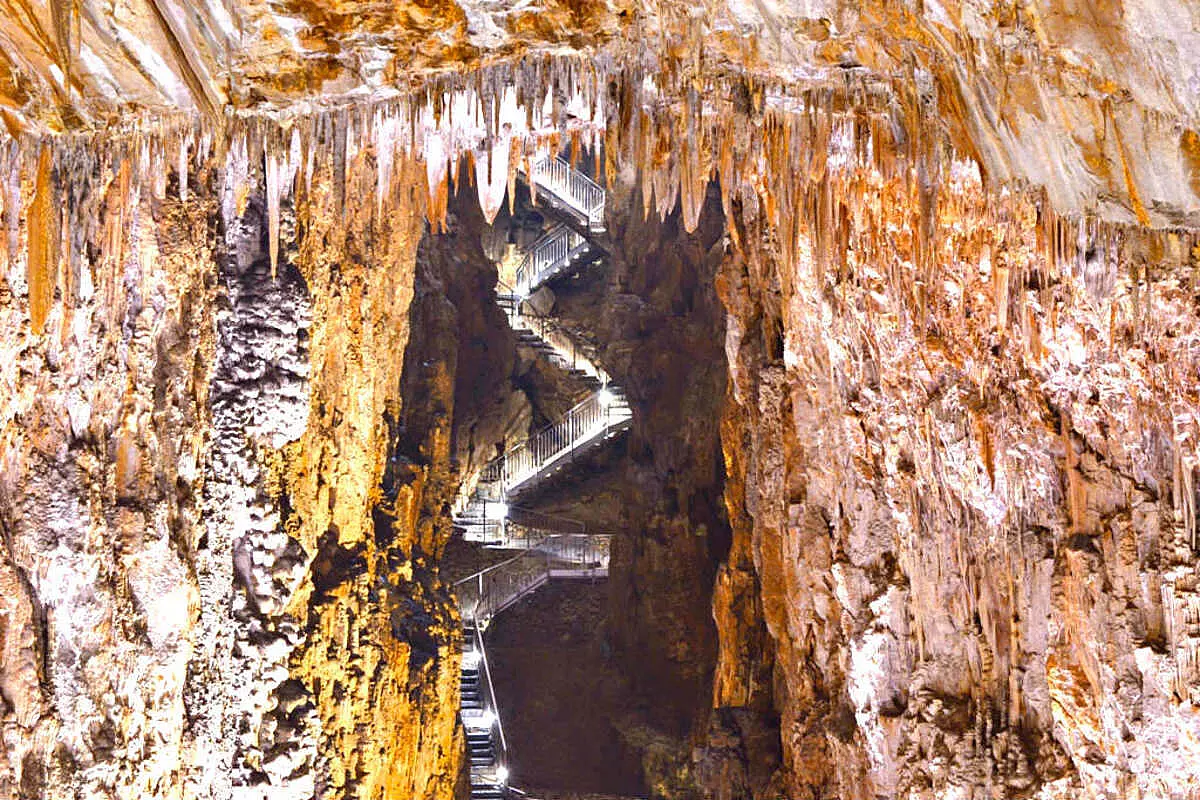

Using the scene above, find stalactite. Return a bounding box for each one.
[265,149,282,278]
[27,145,58,335]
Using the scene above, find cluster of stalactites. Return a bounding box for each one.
[592,69,1200,561]
[0,56,612,327]
[5,56,1199,340]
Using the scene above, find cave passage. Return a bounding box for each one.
[6,10,1200,797]
[435,149,732,799]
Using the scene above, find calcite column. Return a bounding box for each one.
[187,147,464,798]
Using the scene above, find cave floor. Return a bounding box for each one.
[484,580,647,797]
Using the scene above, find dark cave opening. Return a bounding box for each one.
[404,151,751,799]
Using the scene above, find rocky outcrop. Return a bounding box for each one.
[0,139,465,798]
[715,161,1200,798]
[215,152,462,800]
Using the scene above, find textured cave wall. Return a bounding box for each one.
[714,161,1200,799]
[5,1,1200,233]
[211,151,462,800]
[0,140,466,799]
[0,149,218,797]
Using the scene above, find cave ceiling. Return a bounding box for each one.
[0,0,1197,227]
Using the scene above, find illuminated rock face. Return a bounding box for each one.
[0,2,1198,799]
[713,164,1200,799]
[2,1,1199,226]
[0,142,464,797]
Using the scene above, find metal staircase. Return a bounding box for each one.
[454,389,631,545]
[513,225,595,297]
[456,532,610,798]
[497,291,609,389]
[455,155,627,545]
[461,620,509,799]
[454,152,618,799]
[525,156,606,233]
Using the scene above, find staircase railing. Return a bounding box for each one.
[509,506,585,535]
[514,225,592,296]
[497,290,610,386]
[528,156,606,231]
[454,533,611,621]
[456,550,548,622]
[479,390,631,495]
[535,532,611,570]
[465,621,508,771]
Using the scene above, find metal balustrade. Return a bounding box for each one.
[508,506,585,535]
[454,531,610,796]
[527,156,606,232]
[461,618,508,796]
[454,534,611,623]
[513,225,592,296]
[480,389,631,495]
[497,290,610,387]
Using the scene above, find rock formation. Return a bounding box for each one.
[0,1,1198,799]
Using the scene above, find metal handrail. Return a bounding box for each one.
[469,622,508,766]
[514,225,591,296]
[479,389,631,494]
[501,298,611,386]
[455,549,549,622]
[528,156,606,230]
[534,532,611,568]
[509,506,586,535]
[453,534,611,617]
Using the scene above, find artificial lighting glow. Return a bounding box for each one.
[495,766,509,784]
[597,388,614,408]
[484,501,509,521]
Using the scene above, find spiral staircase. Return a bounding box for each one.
[453,154,623,799]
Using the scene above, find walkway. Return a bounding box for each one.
[454,156,628,548]
[454,154,624,799]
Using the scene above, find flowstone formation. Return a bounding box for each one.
[0,2,1197,799]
